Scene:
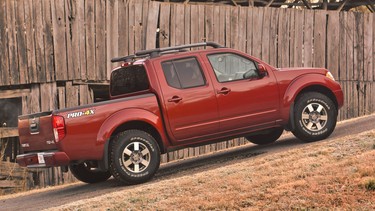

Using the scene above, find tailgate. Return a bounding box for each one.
[18,111,57,152]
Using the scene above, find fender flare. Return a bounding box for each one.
[281,74,336,128]
[96,108,169,170]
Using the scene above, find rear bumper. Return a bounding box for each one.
[16,151,70,168]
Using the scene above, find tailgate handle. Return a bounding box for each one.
[29,118,40,134]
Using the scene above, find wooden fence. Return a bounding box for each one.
[0,0,375,190]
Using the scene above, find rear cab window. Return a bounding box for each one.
[161,57,206,89]
[110,65,150,98]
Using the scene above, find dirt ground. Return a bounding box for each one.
[48,129,375,210]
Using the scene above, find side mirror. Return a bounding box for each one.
[258,64,267,77]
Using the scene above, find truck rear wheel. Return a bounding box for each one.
[69,162,111,184]
[109,130,160,185]
[245,127,284,145]
[292,92,337,142]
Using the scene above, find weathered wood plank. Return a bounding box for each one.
[268,8,278,66]
[358,82,366,116]
[338,12,347,81]
[346,12,354,80]
[128,2,135,53]
[64,0,74,81]
[190,5,198,49]
[246,7,252,54]
[238,7,247,53]
[218,6,226,47]
[159,3,170,48]
[198,4,205,46]
[85,0,95,80]
[363,13,373,82]
[134,0,143,51]
[260,8,270,63]
[57,86,66,109]
[40,82,57,111]
[0,89,30,99]
[66,0,80,80]
[212,5,220,44]
[230,7,239,49]
[303,9,313,67]
[353,12,364,81]
[289,9,295,67]
[169,4,176,46]
[0,128,18,138]
[79,85,88,105]
[184,5,191,45]
[252,7,263,59]
[118,0,129,57]
[95,0,106,80]
[205,5,214,43]
[0,0,10,86]
[174,4,185,45]
[44,0,54,82]
[29,84,40,113]
[51,0,67,81]
[146,1,159,49]
[106,0,118,80]
[313,10,326,68]
[66,81,79,108]
[326,11,339,78]
[77,0,86,80]
[15,0,28,84]
[7,0,20,84]
[293,9,304,67]
[277,8,289,68]
[373,14,375,82]
[141,0,149,49]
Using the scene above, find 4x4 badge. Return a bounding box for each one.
[67,109,95,119]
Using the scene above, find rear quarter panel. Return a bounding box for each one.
[54,94,165,161]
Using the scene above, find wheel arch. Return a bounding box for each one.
[283,75,339,130]
[96,109,169,170]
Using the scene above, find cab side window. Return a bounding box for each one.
[162,57,206,89]
[207,53,259,83]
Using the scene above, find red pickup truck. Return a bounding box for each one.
[17,42,343,185]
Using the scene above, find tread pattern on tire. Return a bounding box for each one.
[109,129,160,185]
[292,92,337,142]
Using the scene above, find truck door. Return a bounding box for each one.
[155,56,219,143]
[204,52,279,132]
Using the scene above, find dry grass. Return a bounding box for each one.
[49,129,375,211]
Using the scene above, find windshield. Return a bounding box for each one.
[110,65,149,97]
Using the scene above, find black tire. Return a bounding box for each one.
[69,162,111,184]
[292,92,337,142]
[109,130,160,185]
[245,127,284,145]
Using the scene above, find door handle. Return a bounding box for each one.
[168,96,183,103]
[217,87,231,95]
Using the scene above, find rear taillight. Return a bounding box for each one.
[52,115,66,142]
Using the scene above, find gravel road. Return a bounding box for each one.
[1,114,374,210]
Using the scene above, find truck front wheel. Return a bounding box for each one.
[69,162,111,184]
[292,92,337,142]
[109,130,160,185]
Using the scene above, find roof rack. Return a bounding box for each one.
[111,42,224,63]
